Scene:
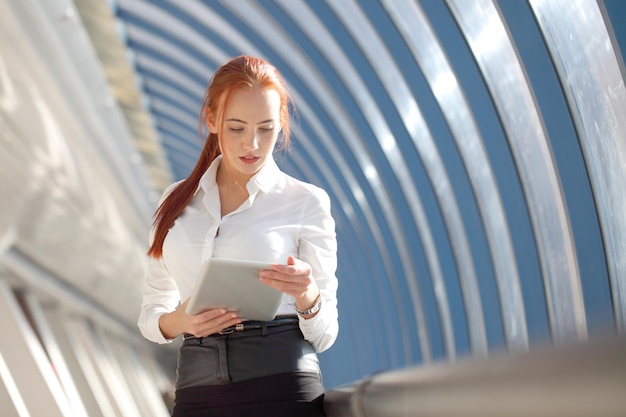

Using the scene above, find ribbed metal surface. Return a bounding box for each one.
[107,0,625,385]
[1,0,624,391]
[0,0,155,326]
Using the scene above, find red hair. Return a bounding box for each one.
[147,55,294,258]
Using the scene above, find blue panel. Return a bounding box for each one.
[498,0,613,338]
[420,0,551,349]
[361,0,503,359]
[138,67,203,103]
[116,8,221,72]
[603,0,626,65]
[104,0,626,392]
[149,2,239,58]
[126,42,207,87]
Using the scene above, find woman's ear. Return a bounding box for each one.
[206,109,217,133]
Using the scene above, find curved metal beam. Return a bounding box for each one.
[528,0,626,332]
[445,0,586,343]
[381,0,527,351]
[328,0,489,359]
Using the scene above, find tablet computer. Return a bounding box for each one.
[185,258,284,321]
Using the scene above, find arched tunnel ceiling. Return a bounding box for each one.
[68,0,626,385]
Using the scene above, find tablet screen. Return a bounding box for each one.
[185,258,284,321]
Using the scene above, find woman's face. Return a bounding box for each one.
[210,85,282,182]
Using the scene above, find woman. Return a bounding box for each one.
[138,55,339,417]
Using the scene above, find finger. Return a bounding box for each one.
[269,256,308,275]
[193,311,241,337]
[201,314,241,335]
[262,268,312,283]
[197,308,228,322]
[214,311,241,327]
[218,316,243,331]
[195,309,240,329]
[260,277,309,297]
[262,264,310,279]
[260,272,306,288]
[267,264,297,275]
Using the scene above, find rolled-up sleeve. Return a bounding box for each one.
[137,255,180,344]
[137,183,181,344]
[297,188,339,353]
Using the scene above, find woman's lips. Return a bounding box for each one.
[240,156,260,164]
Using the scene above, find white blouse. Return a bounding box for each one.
[137,155,339,353]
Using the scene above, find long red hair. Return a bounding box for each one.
[147,55,293,258]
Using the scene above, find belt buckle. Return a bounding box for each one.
[218,323,244,334]
[218,327,234,335]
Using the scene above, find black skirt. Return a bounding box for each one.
[172,371,325,417]
[172,318,325,417]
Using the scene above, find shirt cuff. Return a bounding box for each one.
[140,307,175,344]
[297,304,338,352]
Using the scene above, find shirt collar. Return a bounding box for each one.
[196,154,280,196]
[248,155,280,194]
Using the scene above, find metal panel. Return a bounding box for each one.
[328,0,488,359]
[0,0,150,328]
[33,0,154,225]
[66,316,142,417]
[445,0,586,342]
[59,316,119,417]
[98,328,171,417]
[0,351,30,417]
[21,292,90,416]
[528,0,626,332]
[381,0,527,352]
[1,249,139,341]
[116,343,173,417]
[45,308,110,417]
[0,279,72,417]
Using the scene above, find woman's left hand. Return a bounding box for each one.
[260,255,320,314]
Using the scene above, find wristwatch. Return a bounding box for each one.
[296,294,322,316]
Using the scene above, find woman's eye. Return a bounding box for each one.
[229,127,244,133]
[260,126,274,132]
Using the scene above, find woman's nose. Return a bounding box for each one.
[243,133,259,150]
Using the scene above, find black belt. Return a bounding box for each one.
[183,315,299,340]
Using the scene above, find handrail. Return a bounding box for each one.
[324,336,626,417]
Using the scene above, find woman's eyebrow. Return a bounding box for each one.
[225,118,275,125]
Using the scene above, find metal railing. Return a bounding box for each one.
[324,336,626,417]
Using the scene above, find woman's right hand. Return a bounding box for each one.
[158,299,242,339]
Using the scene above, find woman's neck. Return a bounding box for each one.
[216,164,251,217]
[216,164,251,195]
